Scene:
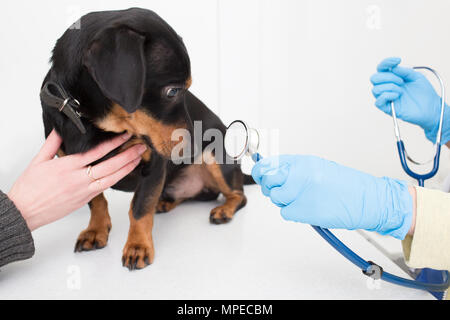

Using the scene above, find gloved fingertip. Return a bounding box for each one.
[389,56,402,64]
[379,103,392,115]
[369,73,380,85]
[252,157,287,183]
[375,91,400,111]
[251,166,263,185]
[371,87,380,98]
[269,187,292,209]
[424,130,438,145]
[280,206,295,222]
[261,185,271,197]
[377,57,401,72]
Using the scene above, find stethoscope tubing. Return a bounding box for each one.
[312,226,449,293]
[396,141,441,187]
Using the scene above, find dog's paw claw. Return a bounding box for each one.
[210,207,233,225]
[74,229,110,252]
[122,243,154,271]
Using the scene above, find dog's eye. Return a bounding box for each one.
[166,87,182,98]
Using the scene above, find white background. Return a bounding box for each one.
[2,0,450,186]
[0,0,448,299]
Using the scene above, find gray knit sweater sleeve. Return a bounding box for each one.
[0,191,35,267]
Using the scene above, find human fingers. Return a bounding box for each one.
[269,177,302,208]
[88,157,141,194]
[75,132,132,166]
[260,165,290,197]
[33,130,63,164]
[88,144,146,180]
[267,156,324,207]
[251,156,289,185]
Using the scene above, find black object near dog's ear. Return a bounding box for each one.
[83,27,146,114]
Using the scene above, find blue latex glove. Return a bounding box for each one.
[370,57,450,144]
[252,155,413,240]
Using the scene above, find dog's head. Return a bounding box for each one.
[52,8,193,158]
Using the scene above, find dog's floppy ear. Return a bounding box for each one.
[83,27,146,114]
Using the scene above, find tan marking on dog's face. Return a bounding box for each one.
[96,104,187,158]
[57,149,66,158]
[185,76,192,89]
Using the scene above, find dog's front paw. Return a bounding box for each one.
[122,240,154,271]
[74,227,111,252]
[156,199,179,214]
[210,206,234,225]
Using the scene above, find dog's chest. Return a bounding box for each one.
[164,165,214,200]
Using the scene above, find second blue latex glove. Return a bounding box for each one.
[252,155,413,240]
[371,57,450,144]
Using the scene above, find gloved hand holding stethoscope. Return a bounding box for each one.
[251,154,415,239]
[372,57,450,145]
[224,57,450,297]
[251,57,450,236]
[228,57,450,239]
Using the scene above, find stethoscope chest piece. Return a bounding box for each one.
[225,120,261,161]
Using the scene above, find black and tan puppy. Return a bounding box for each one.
[40,8,254,270]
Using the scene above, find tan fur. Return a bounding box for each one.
[185,76,192,89]
[75,193,112,251]
[122,177,165,269]
[157,199,184,213]
[56,149,66,158]
[203,153,246,222]
[96,104,186,158]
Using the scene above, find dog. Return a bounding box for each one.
[40,8,254,270]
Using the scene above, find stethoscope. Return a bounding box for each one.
[224,66,449,299]
[391,66,446,186]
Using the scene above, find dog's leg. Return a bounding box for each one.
[122,157,166,270]
[204,155,247,224]
[75,193,112,252]
[122,205,156,270]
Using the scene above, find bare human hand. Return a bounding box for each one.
[7,130,146,231]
